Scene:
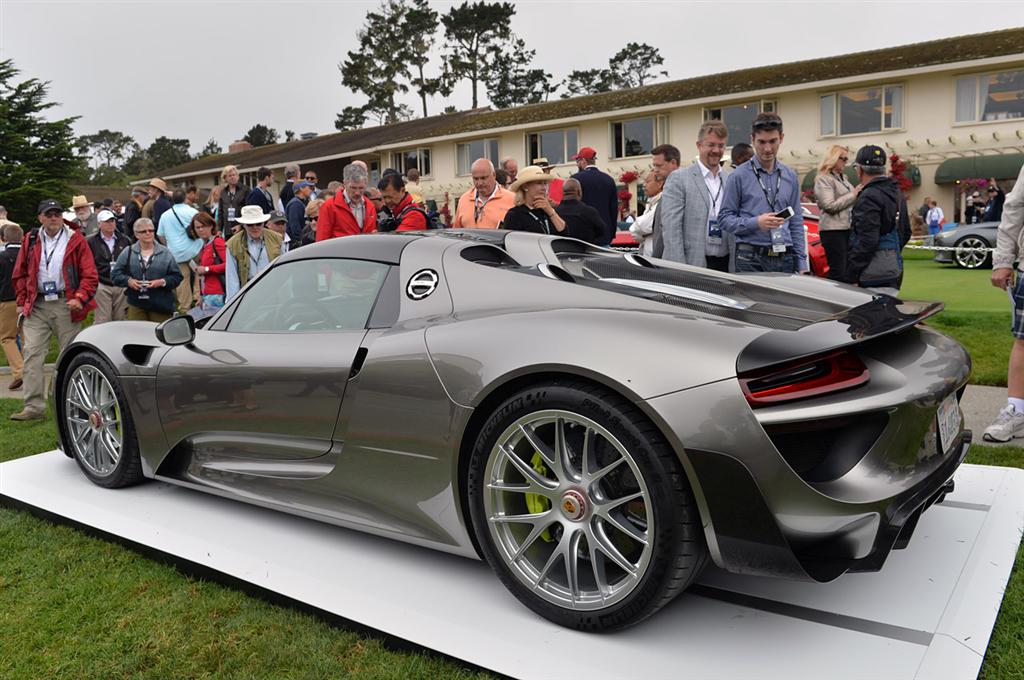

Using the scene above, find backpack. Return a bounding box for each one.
[378,205,442,232]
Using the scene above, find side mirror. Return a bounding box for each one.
[155,314,195,346]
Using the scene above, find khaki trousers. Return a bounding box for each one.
[0,300,23,380]
[93,282,128,324]
[176,261,200,312]
[22,298,80,414]
[127,305,173,323]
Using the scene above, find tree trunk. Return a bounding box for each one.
[418,65,428,117]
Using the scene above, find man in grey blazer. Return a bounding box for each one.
[657,120,731,270]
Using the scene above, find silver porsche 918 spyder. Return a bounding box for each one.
[54,229,971,631]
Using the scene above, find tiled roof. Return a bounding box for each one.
[157,26,1024,178]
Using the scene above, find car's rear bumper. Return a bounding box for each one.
[643,325,971,582]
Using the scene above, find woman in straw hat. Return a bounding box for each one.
[499,165,566,234]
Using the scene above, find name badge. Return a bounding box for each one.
[227,207,236,222]
[707,218,723,246]
[42,280,58,302]
[770,227,787,253]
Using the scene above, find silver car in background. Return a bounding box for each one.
[54,230,971,631]
[932,221,998,268]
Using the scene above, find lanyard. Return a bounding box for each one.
[473,184,500,224]
[136,248,152,279]
[42,229,65,274]
[705,174,723,214]
[247,240,265,268]
[527,209,551,234]
[751,164,782,212]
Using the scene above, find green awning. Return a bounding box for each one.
[802,166,860,191]
[934,154,1024,184]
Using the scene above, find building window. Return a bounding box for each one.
[703,100,776,143]
[526,128,578,166]
[456,138,499,176]
[955,69,1024,123]
[611,116,668,159]
[392,148,432,177]
[819,85,904,136]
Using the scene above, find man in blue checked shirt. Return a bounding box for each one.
[718,113,807,274]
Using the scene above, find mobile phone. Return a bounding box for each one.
[773,206,795,219]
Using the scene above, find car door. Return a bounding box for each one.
[156,256,393,461]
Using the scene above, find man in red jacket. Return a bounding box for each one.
[11,199,98,421]
[377,173,427,231]
[315,163,378,241]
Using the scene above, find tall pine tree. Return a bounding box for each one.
[441,1,515,109]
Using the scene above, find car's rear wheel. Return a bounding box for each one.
[954,236,991,269]
[468,381,706,631]
[61,352,145,488]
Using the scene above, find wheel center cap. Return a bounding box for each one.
[88,411,102,430]
[560,489,587,521]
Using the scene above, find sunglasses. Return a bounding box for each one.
[305,176,318,181]
[135,229,155,234]
[43,210,62,217]
[839,156,849,161]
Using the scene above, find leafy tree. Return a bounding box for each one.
[284,130,296,142]
[485,37,554,108]
[441,1,515,108]
[121,142,149,177]
[243,124,279,147]
[146,136,192,174]
[78,128,135,169]
[0,59,82,223]
[403,0,446,117]
[340,0,410,125]
[335,105,370,132]
[562,68,616,98]
[90,164,128,186]
[198,138,222,158]
[609,42,668,88]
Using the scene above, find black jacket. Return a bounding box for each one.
[501,205,556,234]
[87,231,132,285]
[571,166,618,245]
[555,199,605,244]
[123,199,143,238]
[846,175,910,284]
[218,183,251,232]
[279,181,295,209]
[0,243,20,302]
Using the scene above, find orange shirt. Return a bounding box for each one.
[452,185,515,228]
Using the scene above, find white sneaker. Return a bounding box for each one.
[982,405,1024,442]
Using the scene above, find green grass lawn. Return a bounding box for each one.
[1,399,1021,678]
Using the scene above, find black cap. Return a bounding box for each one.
[38,199,63,213]
[268,210,287,223]
[855,145,887,168]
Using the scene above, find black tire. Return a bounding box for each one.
[59,351,146,489]
[953,235,992,269]
[467,380,707,631]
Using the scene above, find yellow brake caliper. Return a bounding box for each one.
[525,452,554,542]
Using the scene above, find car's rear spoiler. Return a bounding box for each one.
[736,297,943,373]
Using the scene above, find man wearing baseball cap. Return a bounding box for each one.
[570,147,617,245]
[285,180,315,246]
[86,209,131,323]
[10,199,99,421]
[844,145,910,293]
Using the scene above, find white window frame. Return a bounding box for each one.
[525,127,580,167]
[455,138,500,176]
[702,99,776,146]
[954,68,1024,125]
[391,147,432,178]
[610,115,669,160]
[819,84,905,138]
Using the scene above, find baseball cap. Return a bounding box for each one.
[38,199,63,213]
[97,209,116,222]
[571,147,597,161]
[293,181,314,191]
[268,210,287,223]
[854,145,887,168]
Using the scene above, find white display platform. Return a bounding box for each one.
[1,451,1021,680]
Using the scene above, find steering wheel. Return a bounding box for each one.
[275,300,334,331]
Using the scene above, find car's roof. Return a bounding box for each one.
[275,230,512,266]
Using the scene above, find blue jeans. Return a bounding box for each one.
[734,247,797,273]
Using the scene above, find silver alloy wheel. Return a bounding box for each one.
[484,410,654,611]
[65,364,123,476]
[954,237,990,269]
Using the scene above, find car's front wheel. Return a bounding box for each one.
[468,381,706,631]
[60,352,145,488]
[954,236,992,269]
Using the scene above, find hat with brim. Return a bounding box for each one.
[533,157,554,169]
[510,165,553,193]
[236,205,270,225]
[71,195,90,210]
[148,178,169,193]
[97,210,116,222]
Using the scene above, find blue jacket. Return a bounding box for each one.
[111,241,183,314]
[571,166,618,245]
[286,196,307,244]
[246,186,275,214]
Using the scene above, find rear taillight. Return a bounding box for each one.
[739,350,869,407]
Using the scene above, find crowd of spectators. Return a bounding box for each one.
[0,111,985,421]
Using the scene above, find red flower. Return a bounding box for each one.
[617,189,633,201]
[618,170,639,184]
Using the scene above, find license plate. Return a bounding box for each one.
[937,392,962,453]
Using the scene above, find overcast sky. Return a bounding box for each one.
[2,1,1023,157]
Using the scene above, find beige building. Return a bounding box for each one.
[155,27,1024,222]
